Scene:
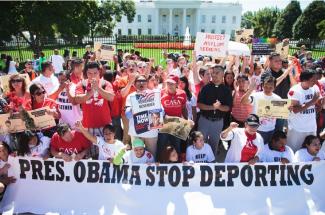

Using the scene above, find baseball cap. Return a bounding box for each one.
[132,138,145,148]
[246,114,260,126]
[166,74,179,84]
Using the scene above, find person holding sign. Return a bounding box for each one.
[220,114,264,164]
[125,75,160,156]
[241,75,280,144]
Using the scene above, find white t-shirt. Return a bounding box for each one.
[50,54,65,74]
[29,135,51,158]
[31,74,60,95]
[249,91,281,132]
[294,148,325,162]
[125,90,159,138]
[8,61,17,74]
[287,83,317,132]
[123,150,155,164]
[221,128,264,163]
[170,67,181,77]
[186,144,215,163]
[56,85,82,128]
[259,144,295,163]
[186,94,197,121]
[96,137,124,160]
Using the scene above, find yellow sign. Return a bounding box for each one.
[257,99,291,119]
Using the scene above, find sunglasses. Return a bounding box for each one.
[248,124,259,128]
[11,79,23,83]
[136,79,147,83]
[35,90,46,96]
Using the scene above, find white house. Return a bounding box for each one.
[113,0,242,37]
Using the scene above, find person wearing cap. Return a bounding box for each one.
[220,114,264,163]
[113,138,155,165]
[50,49,64,75]
[20,59,38,81]
[125,75,160,156]
[197,65,232,158]
[241,75,281,144]
[287,69,320,152]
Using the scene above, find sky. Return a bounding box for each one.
[214,0,314,13]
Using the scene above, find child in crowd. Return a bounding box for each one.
[0,141,16,199]
[258,130,295,163]
[186,131,215,163]
[159,145,179,163]
[17,130,50,159]
[113,138,154,164]
[295,135,325,162]
[75,121,124,161]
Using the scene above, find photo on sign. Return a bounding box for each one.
[29,107,56,130]
[0,113,26,135]
[235,29,254,44]
[133,111,150,134]
[148,109,163,129]
[159,116,193,140]
[276,42,289,59]
[257,99,291,119]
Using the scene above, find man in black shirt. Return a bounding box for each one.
[197,65,232,157]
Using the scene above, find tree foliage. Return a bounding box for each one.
[293,1,325,40]
[251,8,281,38]
[273,1,301,39]
[241,11,254,29]
[317,20,325,39]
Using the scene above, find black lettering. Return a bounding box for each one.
[87,162,100,183]
[254,165,267,186]
[287,165,300,185]
[55,161,65,181]
[240,165,253,187]
[200,165,213,186]
[214,166,226,187]
[74,161,86,183]
[112,165,129,184]
[227,165,239,187]
[44,160,55,181]
[268,165,279,186]
[156,166,168,186]
[300,164,314,185]
[19,159,30,179]
[168,166,181,187]
[100,162,111,183]
[280,165,287,186]
[31,160,44,180]
[146,166,155,186]
[129,165,141,185]
[182,166,194,187]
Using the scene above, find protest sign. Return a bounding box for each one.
[194,32,230,57]
[235,29,254,43]
[1,157,325,215]
[159,116,193,140]
[94,42,116,61]
[0,112,25,134]
[0,74,31,94]
[29,107,56,129]
[130,91,163,134]
[276,42,290,59]
[257,99,291,119]
[252,38,277,55]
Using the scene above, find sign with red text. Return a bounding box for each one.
[194,32,230,57]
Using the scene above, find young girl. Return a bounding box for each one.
[295,135,325,162]
[178,76,197,122]
[17,130,50,159]
[76,121,124,161]
[186,131,215,163]
[159,145,179,164]
[113,138,154,165]
[0,141,16,200]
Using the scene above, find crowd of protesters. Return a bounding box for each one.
[0,43,325,195]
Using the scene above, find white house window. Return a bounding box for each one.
[128,29,132,35]
[118,29,122,35]
[148,15,152,23]
[201,29,205,33]
[231,30,235,38]
[174,14,179,23]
[148,28,152,35]
[232,16,236,24]
[162,15,167,22]
[138,15,141,22]
[222,16,226,24]
[212,15,216,23]
[201,15,206,23]
[186,15,190,23]
[138,28,142,35]
[211,29,215,33]
[221,29,225,34]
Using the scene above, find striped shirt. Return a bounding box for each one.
[231,90,253,122]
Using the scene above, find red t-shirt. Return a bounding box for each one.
[32,98,57,110]
[161,89,187,117]
[110,81,123,118]
[50,131,91,155]
[76,79,113,128]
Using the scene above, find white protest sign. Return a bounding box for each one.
[1,157,325,215]
[194,32,230,57]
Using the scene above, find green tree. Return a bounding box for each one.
[317,20,325,39]
[273,1,301,39]
[241,11,254,29]
[293,1,325,40]
[252,8,281,38]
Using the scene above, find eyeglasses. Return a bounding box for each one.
[135,80,147,83]
[11,79,23,83]
[35,90,46,96]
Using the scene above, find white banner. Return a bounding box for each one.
[194,32,230,57]
[1,157,325,215]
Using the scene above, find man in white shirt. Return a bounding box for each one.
[50,49,65,75]
[287,70,319,152]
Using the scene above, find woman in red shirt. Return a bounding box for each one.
[6,74,31,112]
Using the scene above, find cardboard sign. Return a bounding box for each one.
[235,29,254,44]
[194,32,230,57]
[276,42,290,59]
[0,74,31,94]
[94,42,116,61]
[159,116,193,140]
[257,99,291,119]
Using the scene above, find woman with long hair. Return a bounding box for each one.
[178,75,197,122]
[6,74,31,112]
